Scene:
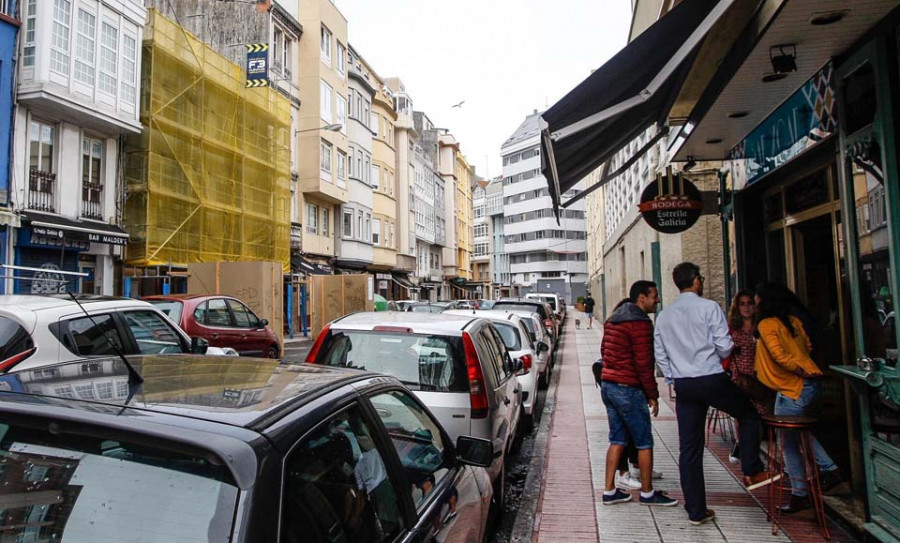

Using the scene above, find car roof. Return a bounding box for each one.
[143,294,226,301]
[332,311,477,334]
[444,309,524,323]
[0,355,371,431]
[0,294,151,312]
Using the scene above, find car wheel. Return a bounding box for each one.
[509,412,525,455]
[538,368,549,390]
[522,410,534,434]
[489,460,506,528]
[266,345,279,358]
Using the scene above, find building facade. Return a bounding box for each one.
[0,1,20,293]
[9,0,146,295]
[501,111,587,303]
[471,178,490,297]
[486,176,510,297]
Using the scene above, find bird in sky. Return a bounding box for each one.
[451,100,465,108]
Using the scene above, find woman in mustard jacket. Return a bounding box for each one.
[754,283,846,515]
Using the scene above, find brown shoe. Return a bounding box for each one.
[744,471,782,490]
[780,494,814,517]
[689,509,716,525]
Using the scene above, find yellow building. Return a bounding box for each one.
[294,0,350,262]
[455,152,474,282]
[124,10,290,273]
[367,70,399,274]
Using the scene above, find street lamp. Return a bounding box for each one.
[295,123,342,135]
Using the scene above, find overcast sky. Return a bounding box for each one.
[334,0,633,179]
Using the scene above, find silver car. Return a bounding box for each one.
[306,312,523,489]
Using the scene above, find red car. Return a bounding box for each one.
[143,295,281,358]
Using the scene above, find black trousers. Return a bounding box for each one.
[674,372,764,521]
[616,439,638,472]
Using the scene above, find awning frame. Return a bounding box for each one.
[547,0,739,143]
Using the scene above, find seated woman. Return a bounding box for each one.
[754,283,848,515]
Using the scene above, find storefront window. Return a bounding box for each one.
[785,169,829,214]
[843,144,896,363]
[842,62,876,136]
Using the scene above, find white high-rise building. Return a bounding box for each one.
[500,111,587,302]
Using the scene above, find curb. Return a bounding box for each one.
[510,335,564,543]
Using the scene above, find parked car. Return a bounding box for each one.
[0,355,495,542]
[525,293,565,323]
[144,294,280,358]
[0,295,235,372]
[406,302,449,313]
[497,308,555,385]
[493,298,558,346]
[306,312,523,495]
[445,310,550,431]
[477,299,497,310]
[394,299,418,311]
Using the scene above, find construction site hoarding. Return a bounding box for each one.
[125,10,291,272]
[309,274,374,339]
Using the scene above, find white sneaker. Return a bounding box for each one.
[615,471,642,490]
[630,468,663,480]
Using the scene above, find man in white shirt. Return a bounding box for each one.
[654,262,777,526]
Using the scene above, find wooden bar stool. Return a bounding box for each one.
[762,414,830,540]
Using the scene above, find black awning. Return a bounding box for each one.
[22,210,129,246]
[290,255,332,275]
[392,273,417,290]
[540,0,734,214]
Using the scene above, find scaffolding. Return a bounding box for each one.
[125,9,291,272]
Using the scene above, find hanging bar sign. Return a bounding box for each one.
[246,43,269,88]
[638,168,704,233]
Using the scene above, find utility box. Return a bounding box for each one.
[187,261,284,347]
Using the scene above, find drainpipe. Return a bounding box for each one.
[719,169,732,304]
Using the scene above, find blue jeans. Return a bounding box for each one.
[774,380,837,496]
[601,382,653,449]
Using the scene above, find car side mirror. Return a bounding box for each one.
[456,436,493,468]
[191,337,209,355]
[536,341,550,353]
[509,357,524,373]
[259,318,269,328]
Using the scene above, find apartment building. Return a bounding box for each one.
[10,0,147,294]
[385,77,417,284]
[486,176,510,297]
[501,110,587,302]
[471,178,491,297]
[295,0,349,265]
[454,149,474,287]
[0,1,19,293]
[336,44,374,271]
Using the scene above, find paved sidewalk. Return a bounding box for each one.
[529,322,858,543]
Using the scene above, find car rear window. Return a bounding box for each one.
[493,323,522,351]
[148,301,184,325]
[493,302,547,319]
[0,422,237,542]
[530,297,557,310]
[409,305,444,313]
[0,316,34,362]
[316,331,467,392]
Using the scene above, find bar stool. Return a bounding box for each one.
[706,408,734,444]
[761,414,830,540]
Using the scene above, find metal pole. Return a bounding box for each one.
[651,241,662,313]
[300,282,308,337]
[287,283,294,339]
[719,170,733,305]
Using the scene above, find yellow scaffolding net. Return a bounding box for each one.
[125,9,291,272]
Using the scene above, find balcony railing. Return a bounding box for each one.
[28,169,56,212]
[291,222,303,250]
[81,182,103,220]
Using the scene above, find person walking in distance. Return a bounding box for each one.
[600,281,677,507]
[754,282,849,514]
[584,292,596,329]
[654,263,777,526]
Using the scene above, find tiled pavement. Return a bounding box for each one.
[530,322,858,542]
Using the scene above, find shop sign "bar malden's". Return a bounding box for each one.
[638,168,703,234]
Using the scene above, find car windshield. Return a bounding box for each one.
[0,422,238,542]
[479,300,495,310]
[493,323,522,351]
[517,318,539,343]
[409,305,444,313]
[316,331,468,392]
[493,302,546,319]
[531,297,557,310]
[148,301,184,325]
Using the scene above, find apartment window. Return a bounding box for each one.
[321,208,329,237]
[51,0,72,75]
[329,95,344,132]
[356,150,363,180]
[389,224,394,249]
[336,42,346,76]
[98,22,118,95]
[342,208,353,238]
[29,121,55,172]
[82,137,103,219]
[365,213,371,241]
[320,25,332,65]
[320,80,333,123]
[364,155,371,186]
[320,139,332,174]
[372,218,381,245]
[371,164,380,190]
[74,8,96,85]
[23,0,37,67]
[337,149,347,181]
[121,34,137,104]
[357,211,363,241]
[306,203,318,234]
[370,112,379,136]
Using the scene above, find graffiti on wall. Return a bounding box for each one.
[30,263,67,294]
